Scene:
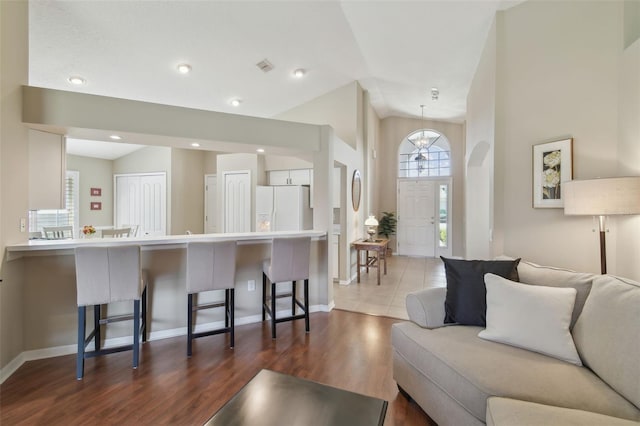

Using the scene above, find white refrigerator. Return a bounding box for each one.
[256,185,312,231]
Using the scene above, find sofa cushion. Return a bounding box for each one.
[486,397,640,426]
[391,321,640,422]
[516,260,594,329]
[479,273,581,365]
[572,274,640,409]
[441,257,520,326]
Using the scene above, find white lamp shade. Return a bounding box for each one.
[563,177,640,216]
[364,215,378,226]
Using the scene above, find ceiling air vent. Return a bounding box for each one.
[256,59,274,73]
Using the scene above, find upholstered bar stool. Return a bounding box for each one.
[186,241,237,356]
[262,236,311,339]
[75,245,147,380]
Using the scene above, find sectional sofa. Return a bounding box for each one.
[391,259,640,425]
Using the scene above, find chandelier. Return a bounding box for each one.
[414,105,430,150]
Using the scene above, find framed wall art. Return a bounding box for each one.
[90,187,102,196]
[532,138,573,208]
[90,202,102,211]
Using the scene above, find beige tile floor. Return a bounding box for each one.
[333,255,446,320]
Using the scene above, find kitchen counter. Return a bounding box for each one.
[7,230,326,257]
[2,230,330,359]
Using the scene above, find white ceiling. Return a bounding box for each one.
[66,138,146,160]
[28,0,522,129]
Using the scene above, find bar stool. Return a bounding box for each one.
[186,241,237,356]
[74,245,147,380]
[262,236,311,339]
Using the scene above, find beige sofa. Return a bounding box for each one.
[391,260,640,426]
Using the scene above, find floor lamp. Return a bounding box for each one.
[563,176,640,274]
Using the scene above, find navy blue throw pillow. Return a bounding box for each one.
[441,257,520,326]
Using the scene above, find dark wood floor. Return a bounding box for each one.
[0,310,435,425]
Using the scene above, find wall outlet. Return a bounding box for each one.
[248,280,256,292]
[20,218,26,232]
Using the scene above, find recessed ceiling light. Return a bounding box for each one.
[191,142,200,147]
[68,76,86,85]
[177,64,192,74]
[256,148,265,153]
[293,68,306,78]
[230,98,242,107]
[109,135,122,140]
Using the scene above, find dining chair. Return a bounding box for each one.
[43,225,73,239]
[102,227,131,238]
[262,236,311,339]
[74,245,147,379]
[186,241,238,355]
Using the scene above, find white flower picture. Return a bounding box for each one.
[533,138,573,208]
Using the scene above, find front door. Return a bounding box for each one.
[397,180,436,257]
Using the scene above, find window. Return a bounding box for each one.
[398,130,451,178]
[28,171,79,238]
[439,184,449,248]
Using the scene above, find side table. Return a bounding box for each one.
[351,238,389,285]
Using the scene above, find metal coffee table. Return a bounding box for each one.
[204,369,388,426]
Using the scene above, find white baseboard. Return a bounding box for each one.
[0,303,332,384]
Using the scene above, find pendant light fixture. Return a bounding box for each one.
[414,105,429,150]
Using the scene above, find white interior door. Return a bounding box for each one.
[115,173,166,237]
[397,180,436,257]
[223,171,251,233]
[140,174,166,236]
[204,174,217,233]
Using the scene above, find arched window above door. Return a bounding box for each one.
[398,129,451,178]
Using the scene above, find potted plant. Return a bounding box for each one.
[378,211,397,254]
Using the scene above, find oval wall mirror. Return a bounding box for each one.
[351,169,362,212]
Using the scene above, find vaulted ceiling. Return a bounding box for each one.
[29,0,522,127]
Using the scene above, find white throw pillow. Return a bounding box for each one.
[479,273,582,366]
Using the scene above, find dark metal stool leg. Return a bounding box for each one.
[229,289,235,349]
[291,281,297,315]
[225,290,230,328]
[77,306,86,380]
[93,304,101,351]
[133,300,140,369]
[304,279,310,333]
[187,293,194,356]
[262,273,267,321]
[271,282,277,339]
[141,287,147,343]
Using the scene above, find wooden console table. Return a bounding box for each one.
[352,238,389,285]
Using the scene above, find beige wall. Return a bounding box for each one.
[66,155,114,228]
[171,148,205,235]
[0,0,29,372]
[378,117,465,257]
[469,0,634,276]
[263,155,312,171]
[616,38,640,279]
[276,82,359,149]
[465,18,497,259]
[275,82,375,282]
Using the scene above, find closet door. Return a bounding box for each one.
[115,173,166,236]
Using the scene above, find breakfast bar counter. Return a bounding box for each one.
[6,230,327,255]
[4,230,329,359]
